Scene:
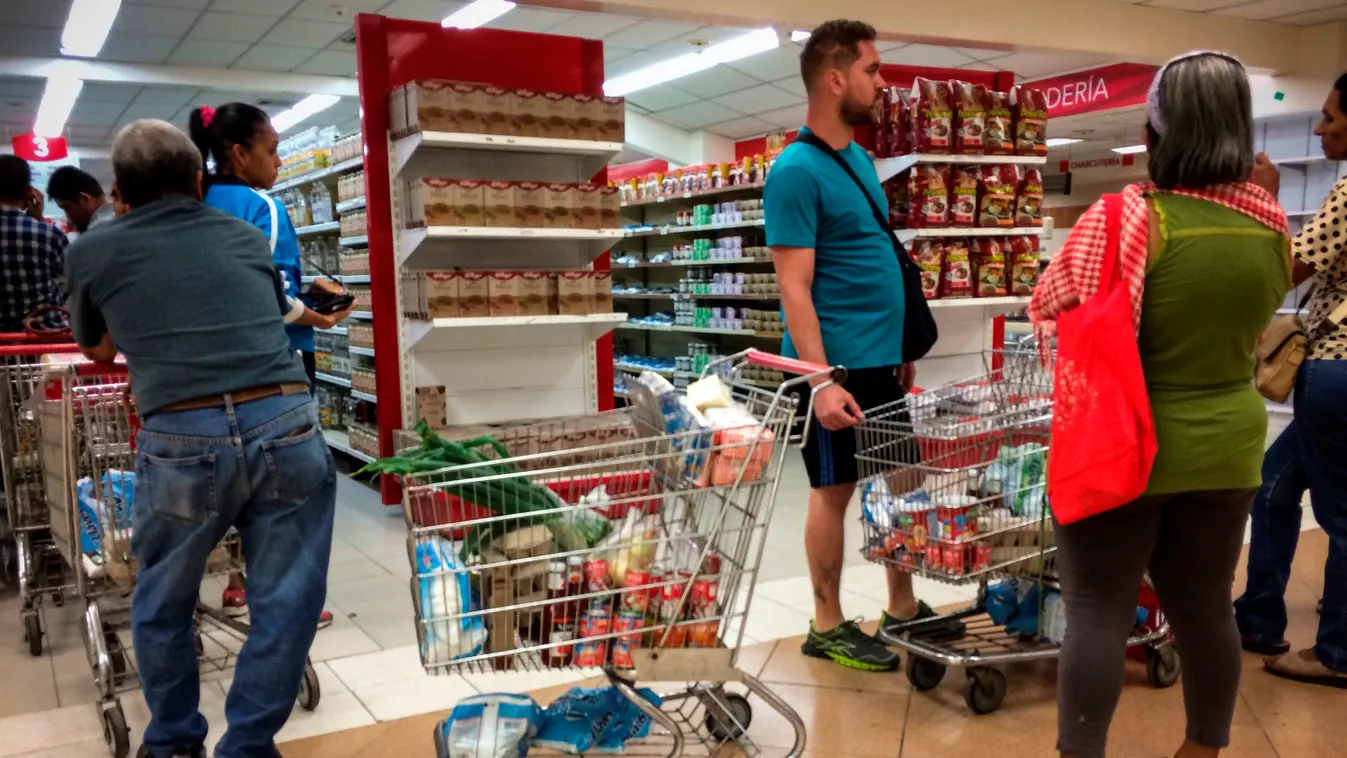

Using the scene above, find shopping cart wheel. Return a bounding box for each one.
[102,702,130,758]
[297,660,321,711]
[23,612,42,657]
[905,654,946,691]
[1146,645,1181,689]
[963,668,1006,715]
[704,692,752,742]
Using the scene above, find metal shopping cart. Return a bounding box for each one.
[397,350,826,758]
[37,362,321,758]
[0,338,85,655]
[855,349,1179,714]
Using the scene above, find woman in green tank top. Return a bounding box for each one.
[1032,53,1292,758]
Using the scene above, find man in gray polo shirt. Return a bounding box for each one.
[66,119,335,758]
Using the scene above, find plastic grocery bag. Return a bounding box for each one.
[438,693,540,758]
[534,686,663,755]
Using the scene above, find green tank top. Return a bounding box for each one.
[1139,193,1290,495]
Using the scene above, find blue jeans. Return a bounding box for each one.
[130,393,335,758]
[1234,358,1347,672]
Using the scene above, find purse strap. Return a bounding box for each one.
[793,131,903,256]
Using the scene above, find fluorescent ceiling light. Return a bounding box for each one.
[791,30,811,42]
[1045,138,1082,147]
[272,94,340,134]
[34,74,84,137]
[62,0,121,58]
[604,28,780,97]
[1112,145,1147,154]
[443,0,515,29]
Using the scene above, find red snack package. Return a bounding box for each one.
[978,165,1018,228]
[985,91,1015,155]
[910,239,944,300]
[907,164,951,228]
[1008,237,1041,294]
[911,78,954,154]
[971,238,1008,297]
[1012,87,1049,157]
[952,81,989,155]
[891,87,912,156]
[950,165,979,228]
[886,179,909,228]
[1015,168,1044,227]
[941,238,973,298]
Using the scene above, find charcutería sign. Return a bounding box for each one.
[1024,63,1158,118]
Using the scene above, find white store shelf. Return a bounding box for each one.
[336,197,366,213]
[407,312,628,348]
[400,226,622,267]
[340,235,368,247]
[349,311,373,320]
[613,256,769,269]
[323,429,375,464]
[270,157,364,193]
[295,221,339,237]
[896,227,1047,243]
[315,372,351,388]
[615,322,781,338]
[318,326,347,336]
[349,346,375,357]
[875,154,1048,183]
[341,274,371,284]
[394,131,622,181]
[622,219,765,239]
[351,390,378,403]
[621,182,764,208]
[928,296,1031,310]
[1272,155,1338,166]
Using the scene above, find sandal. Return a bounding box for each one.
[1264,648,1347,689]
[1241,634,1290,655]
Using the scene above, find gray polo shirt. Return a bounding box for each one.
[66,197,308,415]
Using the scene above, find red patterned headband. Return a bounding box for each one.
[200,105,216,128]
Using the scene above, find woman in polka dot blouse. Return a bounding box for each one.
[1236,73,1347,691]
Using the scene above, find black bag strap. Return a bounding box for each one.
[794,131,902,251]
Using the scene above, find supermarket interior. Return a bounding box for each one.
[0,0,1345,757]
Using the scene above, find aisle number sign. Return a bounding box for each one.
[11,134,69,162]
[1024,63,1158,119]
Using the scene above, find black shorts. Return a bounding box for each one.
[792,366,914,489]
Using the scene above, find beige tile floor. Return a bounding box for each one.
[0,462,1329,758]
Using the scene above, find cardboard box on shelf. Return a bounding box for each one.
[426,271,460,319]
[483,181,515,227]
[451,180,486,227]
[591,271,612,313]
[488,271,522,317]
[546,272,558,314]
[598,186,621,229]
[416,386,448,428]
[459,271,490,317]
[389,84,407,137]
[481,86,514,135]
[543,183,573,229]
[519,271,551,316]
[513,89,543,137]
[407,178,450,227]
[573,183,602,230]
[539,92,573,139]
[599,97,626,142]
[514,182,546,228]
[556,271,592,315]
[403,80,453,134]
[572,94,598,140]
[446,83,488,134]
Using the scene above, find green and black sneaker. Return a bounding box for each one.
[878,601,966,643]
[801,620,899,672]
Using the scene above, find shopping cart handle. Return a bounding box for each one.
[744,349,847,383]
[0,343,82,356]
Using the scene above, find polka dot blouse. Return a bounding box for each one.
[1292,177,1347,360]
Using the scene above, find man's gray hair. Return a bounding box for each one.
[1147,54,1253,190]
[112,119,203,207]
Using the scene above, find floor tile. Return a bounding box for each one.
[460,666,598,696]
[325,558,395,586]
[327,646,428,691]
[739,682,906,751]
[757,634,910,695]
[305,625,383,664]
[351,673,478,723]
[740,599,812,644]
[273,691,377,744]
[350,614,420,651]
[732,640,777,679]
[0,652,59,719]
[0,702,106,757]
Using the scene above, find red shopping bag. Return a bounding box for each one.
[1048,193,1156,524]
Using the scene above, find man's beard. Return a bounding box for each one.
[840,95,877,127]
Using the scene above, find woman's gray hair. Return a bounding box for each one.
[1146,52,1254,190]
[111,119,203,207]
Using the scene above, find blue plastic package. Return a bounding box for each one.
[437,693,540,758]
[417,536,487,666]
[534,686,664,755]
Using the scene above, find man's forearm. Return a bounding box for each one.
[780,289,830,384]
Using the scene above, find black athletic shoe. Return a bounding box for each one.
[801,620,899,672]
[878,601,966,641]
[137,745,206,758]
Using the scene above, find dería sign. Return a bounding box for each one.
[1025,63,1158,119]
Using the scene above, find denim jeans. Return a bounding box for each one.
[130,393,335,758]
[1234,358,1347,672]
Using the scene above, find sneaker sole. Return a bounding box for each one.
[802,644,897,672]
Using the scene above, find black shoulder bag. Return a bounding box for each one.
[793,132,938,363]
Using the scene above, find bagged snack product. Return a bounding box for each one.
[970,238,1008,297]
[1009,237,1041,294]
[1012,87,1049,157]
[978,165,1018,228]
[886,179,909,228]
[985,91,1015,155]
[912,78,954,154]
[1015,168,1044,227]
[950,165,980,228]
[876,86,912,158]
[910,239,944,299]
[941,238,973,298]
[907,164,951,228]
[953,81,989,155]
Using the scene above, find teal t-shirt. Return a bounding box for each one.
[765,128,905,370]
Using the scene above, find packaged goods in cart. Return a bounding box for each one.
[1012,87,1049,157]
[1015,168,1044,227]
[437,693,540,758]
[912,78,954,154]
[416,536,488,665]
[953,81,989,155]
[985,91,1015,155]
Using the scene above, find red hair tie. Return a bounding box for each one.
[200,105,216,128]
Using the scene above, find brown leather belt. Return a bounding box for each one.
[157,382,310,414]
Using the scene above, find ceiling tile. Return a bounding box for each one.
[624,84,701,112]
[168,39,251,66]
[706,115,774,140]
[1219,0,1341,19]
[131,85,204,108]
[725,45,803,83]
[960,61,1002,72]
[71,99,132,119]
[126,0,211,8]
[604,47,635,63]
[710,83,801,114]
[121,103,185,121]
[606,52,668,79]
[113,3,202,36]
[757,103,807,129]
[1275,4,1347,22]
[235,43,316,71]
[288,0,387,20]
[603,20,702,49]
[187,11,278,42]
[376,1,468,24]
[99,32,182,64]
[545,12,642,40]
[953,46,1012,62]
[881,44,976,69]
[653,100,743,129]
[0,25,62,57]
[207,0,300,14]
[998,51,1109,80]
[69,126,113,142]
[771,76,807,99]
[484,6,571,34]
[9,1,73,27]
[673,66,763,99]
[0,81,47,99]
[260,18,350,48]
[293,50,358,76]
[652,25,760,56]
[1142,0,1247,9]
[78,83,142,104]
[66,109,123,129]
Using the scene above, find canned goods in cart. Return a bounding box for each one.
[573,639,608,668]
[611,610,644,670]
[621,569,651,614]
[691,574,719,618]
[687,621,719,648]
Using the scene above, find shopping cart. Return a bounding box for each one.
[398,349,824,758]
[855,349,1178,714]
[37,362,321,758]
[0,338,85,656]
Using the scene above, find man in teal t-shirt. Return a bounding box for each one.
[766,19,958,673]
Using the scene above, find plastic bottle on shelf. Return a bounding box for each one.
[310,183,331,225]
[294,189,312,228]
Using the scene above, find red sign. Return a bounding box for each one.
[11,134,69,162]
[1025,63,1158,119]
[1059,154,1136,172]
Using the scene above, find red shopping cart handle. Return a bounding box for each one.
[744,349,847,384]
[0,342,82,356]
